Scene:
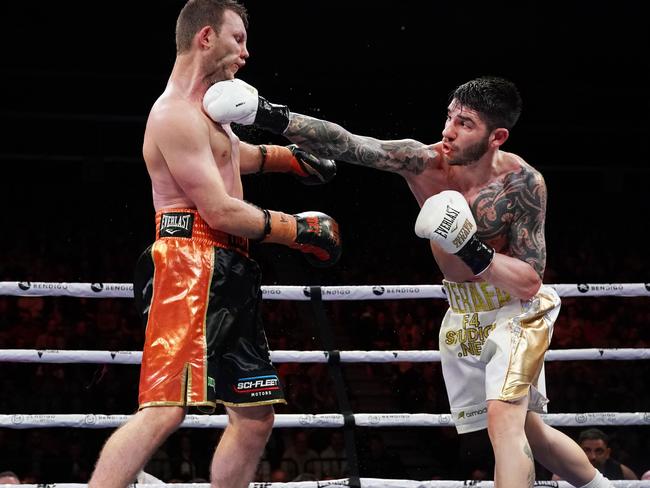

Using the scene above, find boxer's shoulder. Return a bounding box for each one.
[513,166,545,196]
[501,152,541,177]
[149,95,200,124]
[496,153,545,194]
[145,96,212,147]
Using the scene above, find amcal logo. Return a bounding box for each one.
[458,407,487,419]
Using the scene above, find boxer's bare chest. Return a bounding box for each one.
[410,165,531,255]
[465,177,515,253]
[207,120,243,199]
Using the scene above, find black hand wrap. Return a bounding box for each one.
[256,96,290,134]
[257,145,268,175]
[249,208,272,243]
[455,234,495,275]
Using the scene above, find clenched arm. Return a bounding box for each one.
[284,113,437,176]
[506,170,547,278]
[478,168,547,298]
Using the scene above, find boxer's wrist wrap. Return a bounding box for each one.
[256,145,299,174]
[261,210,297,245]
[455,234,495,276]
[258,145,268,174]
[257,96,290,134]
[251,208,272,242]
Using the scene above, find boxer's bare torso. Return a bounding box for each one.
[143,91,242,211]
[404,143,545,282]
[283,114,547,283]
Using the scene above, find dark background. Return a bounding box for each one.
[2,0,649,285]
[1,1,649,483]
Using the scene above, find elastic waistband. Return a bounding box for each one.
[155,208,248,256]
[443,280,515,314]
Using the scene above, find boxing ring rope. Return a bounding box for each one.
[2,282,649,487]
[2,412,649,429]
[2,481,649,488]
[2,348,650,364]
[2,282,649,299]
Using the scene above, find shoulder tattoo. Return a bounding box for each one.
[471,166,547,276]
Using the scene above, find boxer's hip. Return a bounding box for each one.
[155,207,249,256]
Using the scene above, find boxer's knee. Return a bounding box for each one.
[139,405,186,435]
[227,405,275,444]
[487,398,528,444]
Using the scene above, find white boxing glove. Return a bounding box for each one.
[415,190,494,275]
[203,78,259,125]
[203,78,290,133]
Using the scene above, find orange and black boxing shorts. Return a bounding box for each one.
[133,208,286,410]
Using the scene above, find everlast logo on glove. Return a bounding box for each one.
[433,205,461,238]
[160,212,194,238]
[415,190,495,276]
[452,219,475,247]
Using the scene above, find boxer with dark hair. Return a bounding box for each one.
[205,75,613,488]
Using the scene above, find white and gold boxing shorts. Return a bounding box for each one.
[440,280,561,433]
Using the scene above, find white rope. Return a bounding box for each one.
[0,349,143,364]
[544,349,650,361]
[2,348,649,364]
[3,480,650,487]
[2,412,649,429]
[352,482,650,488]
[1,282,649,299]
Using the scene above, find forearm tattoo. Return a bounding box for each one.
[285,113,435,174]
[471,165,547,277]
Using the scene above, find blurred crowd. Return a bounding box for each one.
[1,231,649,483]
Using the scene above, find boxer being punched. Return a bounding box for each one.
[203,76,612,488]
[88,2,340,488]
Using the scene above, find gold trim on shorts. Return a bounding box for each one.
[217,398,287,408]
[499,291,557,401]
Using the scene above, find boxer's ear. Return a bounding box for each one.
[490,128,509,148]
[196,25,214,51]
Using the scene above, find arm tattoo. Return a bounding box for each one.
[471,165,547,277]
[284,113,436,175]
[524,442,535,487]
